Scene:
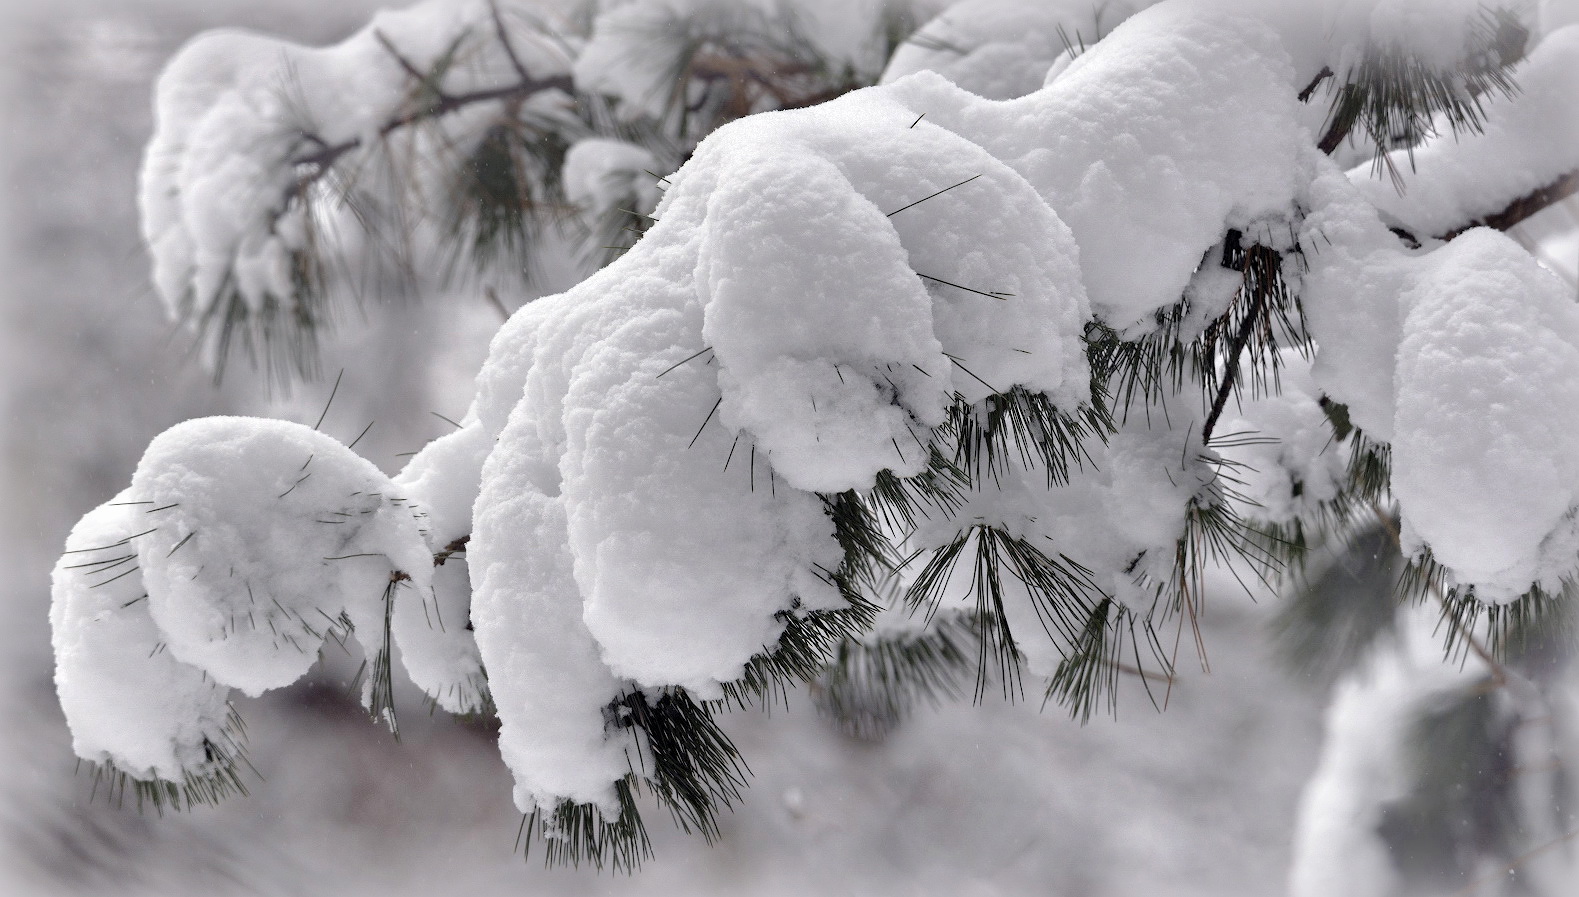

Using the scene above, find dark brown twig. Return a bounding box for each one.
[433,536,469,566]
[1298,66,1333,103]
[285,75,574,211]
[1438,169,1579,241]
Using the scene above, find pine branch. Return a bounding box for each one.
[1200,244,1277,443]
[1316,8,1526,164]
[520,777,651,872]
[284,64,574,214]
[1200,236,1301,444]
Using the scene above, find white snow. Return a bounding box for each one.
[127,417,433,695]
[884,0,1316,332]
[881,0,1150,100]
[53,0,1579,865]
[1297,159,1415,443]
[1391,229,1579,601]
[469,393,634,813]
[1301,168,1579,601]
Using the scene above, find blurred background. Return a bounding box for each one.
[0,1,1420,893]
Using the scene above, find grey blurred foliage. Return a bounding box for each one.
[0,2,1326,895]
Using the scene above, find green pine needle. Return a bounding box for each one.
[814,610,980,740]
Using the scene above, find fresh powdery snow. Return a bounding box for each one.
[52,0,1579,845]
[52,495,238,784]
[884,0,1315,332]
[879,0,1151,100]
[1391,230,1579,601]
[1300,155,1579,601]
[52,417,435,776]
[129,419,432,694]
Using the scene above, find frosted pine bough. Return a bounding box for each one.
[51,0,1579,875]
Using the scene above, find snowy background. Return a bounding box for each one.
[0,0,1497,893]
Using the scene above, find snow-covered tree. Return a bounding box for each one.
[48,0,1579,890]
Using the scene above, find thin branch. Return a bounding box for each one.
[1200,246,1278,444]
[286,73,574,211]
[488,0,533,83]
[1316,89,1360,157]
[1438,169,1579,241]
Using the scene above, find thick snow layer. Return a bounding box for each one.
[884,0,1315,332]
[881,0,1149,100]
[1298,162,1413,442]
[1301,167,1579,601]
[1352,26,1579,239]
[689,92,1091,485]
[469,393,634,812]
[1391,229,1579,600]
[392,0,1377,809]
[461,48,1111,799]
[126,417,433,695]
[50,493,236,782]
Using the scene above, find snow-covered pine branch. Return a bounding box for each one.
[52,0,1579,882]
[138,0,915,385]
